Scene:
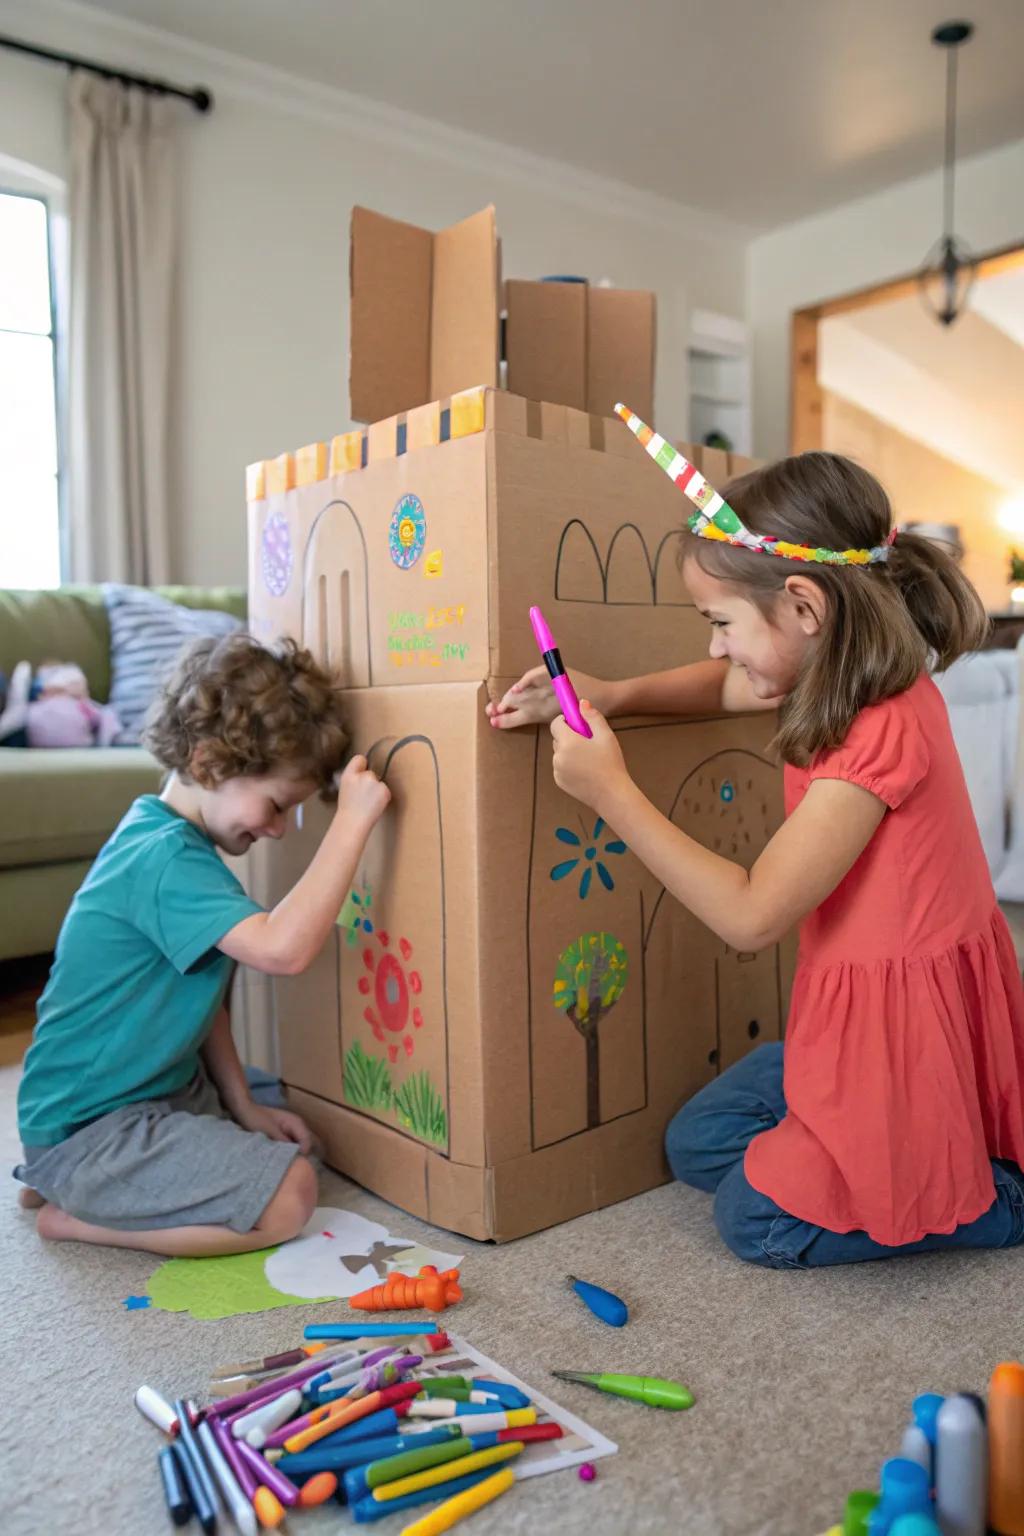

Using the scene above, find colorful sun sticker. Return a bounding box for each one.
[389,494,427,570]
[261,512,293,598]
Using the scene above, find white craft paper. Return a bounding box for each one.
[263,1206,463,1300]
[413,1335,618,1479]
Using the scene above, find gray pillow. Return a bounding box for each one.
[102,584,242,745]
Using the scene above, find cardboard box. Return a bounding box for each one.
[254,685,791,1242]
[505,279,655,423]
[348,206,655,423]
[245,392,786,1240]
[247,388,756,690]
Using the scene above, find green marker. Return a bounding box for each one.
[551,1371,694,1410]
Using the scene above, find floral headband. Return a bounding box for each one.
[614,404,896,567]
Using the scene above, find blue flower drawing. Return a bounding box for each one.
[550,818,627,899]
[339,884,375,946]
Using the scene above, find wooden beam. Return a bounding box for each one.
[790,309,823,454]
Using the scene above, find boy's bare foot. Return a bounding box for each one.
[18,1187,44,1210]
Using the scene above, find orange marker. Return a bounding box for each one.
[349,1265,463,1314]
[989,1361,1024,1536]
[283,1381,422,1454]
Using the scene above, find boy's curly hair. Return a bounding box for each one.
[144,634,349,795]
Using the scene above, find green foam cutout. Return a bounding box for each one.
[147,1245,333,1321]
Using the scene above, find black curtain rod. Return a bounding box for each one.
[0,32,213,112]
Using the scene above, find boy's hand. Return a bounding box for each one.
[236,1101,314,1154]
[487,666,607,729]
[336,755,391,830]
[550,701,630,812]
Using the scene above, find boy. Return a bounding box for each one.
[15,633,389,1257]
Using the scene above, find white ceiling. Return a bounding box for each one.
[820,279,1024,487]
[64,0,1024,228]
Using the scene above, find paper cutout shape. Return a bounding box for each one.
[146,1208,464,1320]
[123,1294,151,1310]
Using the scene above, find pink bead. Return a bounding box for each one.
[579,1462,597,1483]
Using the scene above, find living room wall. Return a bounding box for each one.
[0,0,752,587]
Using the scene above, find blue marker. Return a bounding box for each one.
[351,1467,495,1524]
[277,1427,463,1482]
[471,1379,531,1410]
[568,1275,629,1328]
[304,1407,411,1448]
[304,1322,437,1340]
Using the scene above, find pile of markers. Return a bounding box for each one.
[819,1360,1024,1536]
[136,1319,564,1535]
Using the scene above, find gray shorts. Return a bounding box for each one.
[14,1068,301,1234]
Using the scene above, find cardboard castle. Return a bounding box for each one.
[245,383,793,1241]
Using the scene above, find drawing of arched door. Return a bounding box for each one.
[646,749,785,1074]
[301,498,372,686]
[337,735,450,1154]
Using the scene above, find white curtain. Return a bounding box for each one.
[67,73,178,584]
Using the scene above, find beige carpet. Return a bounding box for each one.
[2,1064,1020,1536]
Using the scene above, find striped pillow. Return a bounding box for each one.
[102,584,242,745]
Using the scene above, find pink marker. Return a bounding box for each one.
[529,607,592,738]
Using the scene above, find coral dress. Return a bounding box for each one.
[744,674,1024,1246]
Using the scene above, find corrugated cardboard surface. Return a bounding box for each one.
[587,288,656,422]
[272,681,792,1241]
[348,202,654,421]
[504,280,587,411]
[430,208,499,404]
[249,391,722,692]
[349,207,433,425]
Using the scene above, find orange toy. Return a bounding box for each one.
[349,1264,463,1313]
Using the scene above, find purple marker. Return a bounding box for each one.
[209,1413,260,1500]
[236,1439,300,1507]
[529,606,592,738]
[210,1356,335,1418]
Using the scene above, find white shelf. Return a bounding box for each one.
[685,310,752,456]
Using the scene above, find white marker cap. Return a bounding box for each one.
[134,1384,177,1435]
[231,1388,303,1442]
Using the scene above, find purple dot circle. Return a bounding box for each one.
[579,1463,596,1483]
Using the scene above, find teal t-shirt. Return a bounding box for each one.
[17,795,264,1146]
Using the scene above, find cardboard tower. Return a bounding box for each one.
[245,384,792,1241]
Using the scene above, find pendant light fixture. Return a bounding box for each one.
[918,20,976,327]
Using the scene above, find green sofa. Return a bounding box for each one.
[0,586,246,962]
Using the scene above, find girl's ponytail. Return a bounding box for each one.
[886,530,990,670]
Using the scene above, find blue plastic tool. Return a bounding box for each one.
[568,1275,629,1327]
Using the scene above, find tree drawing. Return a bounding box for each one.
[552,932,629,1130]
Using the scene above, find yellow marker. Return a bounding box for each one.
[399,1466,516,1536]
[374,1441,522,1502]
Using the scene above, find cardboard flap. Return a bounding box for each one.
[504,279,587,411]
[350,207,433,423]
[587,288,656,422]
[430,206,499,402]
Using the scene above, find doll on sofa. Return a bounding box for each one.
[0,661,121,748]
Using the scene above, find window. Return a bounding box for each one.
[0,191,62,587]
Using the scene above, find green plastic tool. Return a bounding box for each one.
[551,1371,694,1410]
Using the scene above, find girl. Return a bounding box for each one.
[16,634,390,1257]
[488,450,1024,1267]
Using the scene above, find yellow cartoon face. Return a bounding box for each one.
[398,518,417,549]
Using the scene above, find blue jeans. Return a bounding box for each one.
[665,1043,1024,1268]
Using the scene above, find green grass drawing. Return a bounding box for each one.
[393,1070,448,1147]
[343,1042,395,1113]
